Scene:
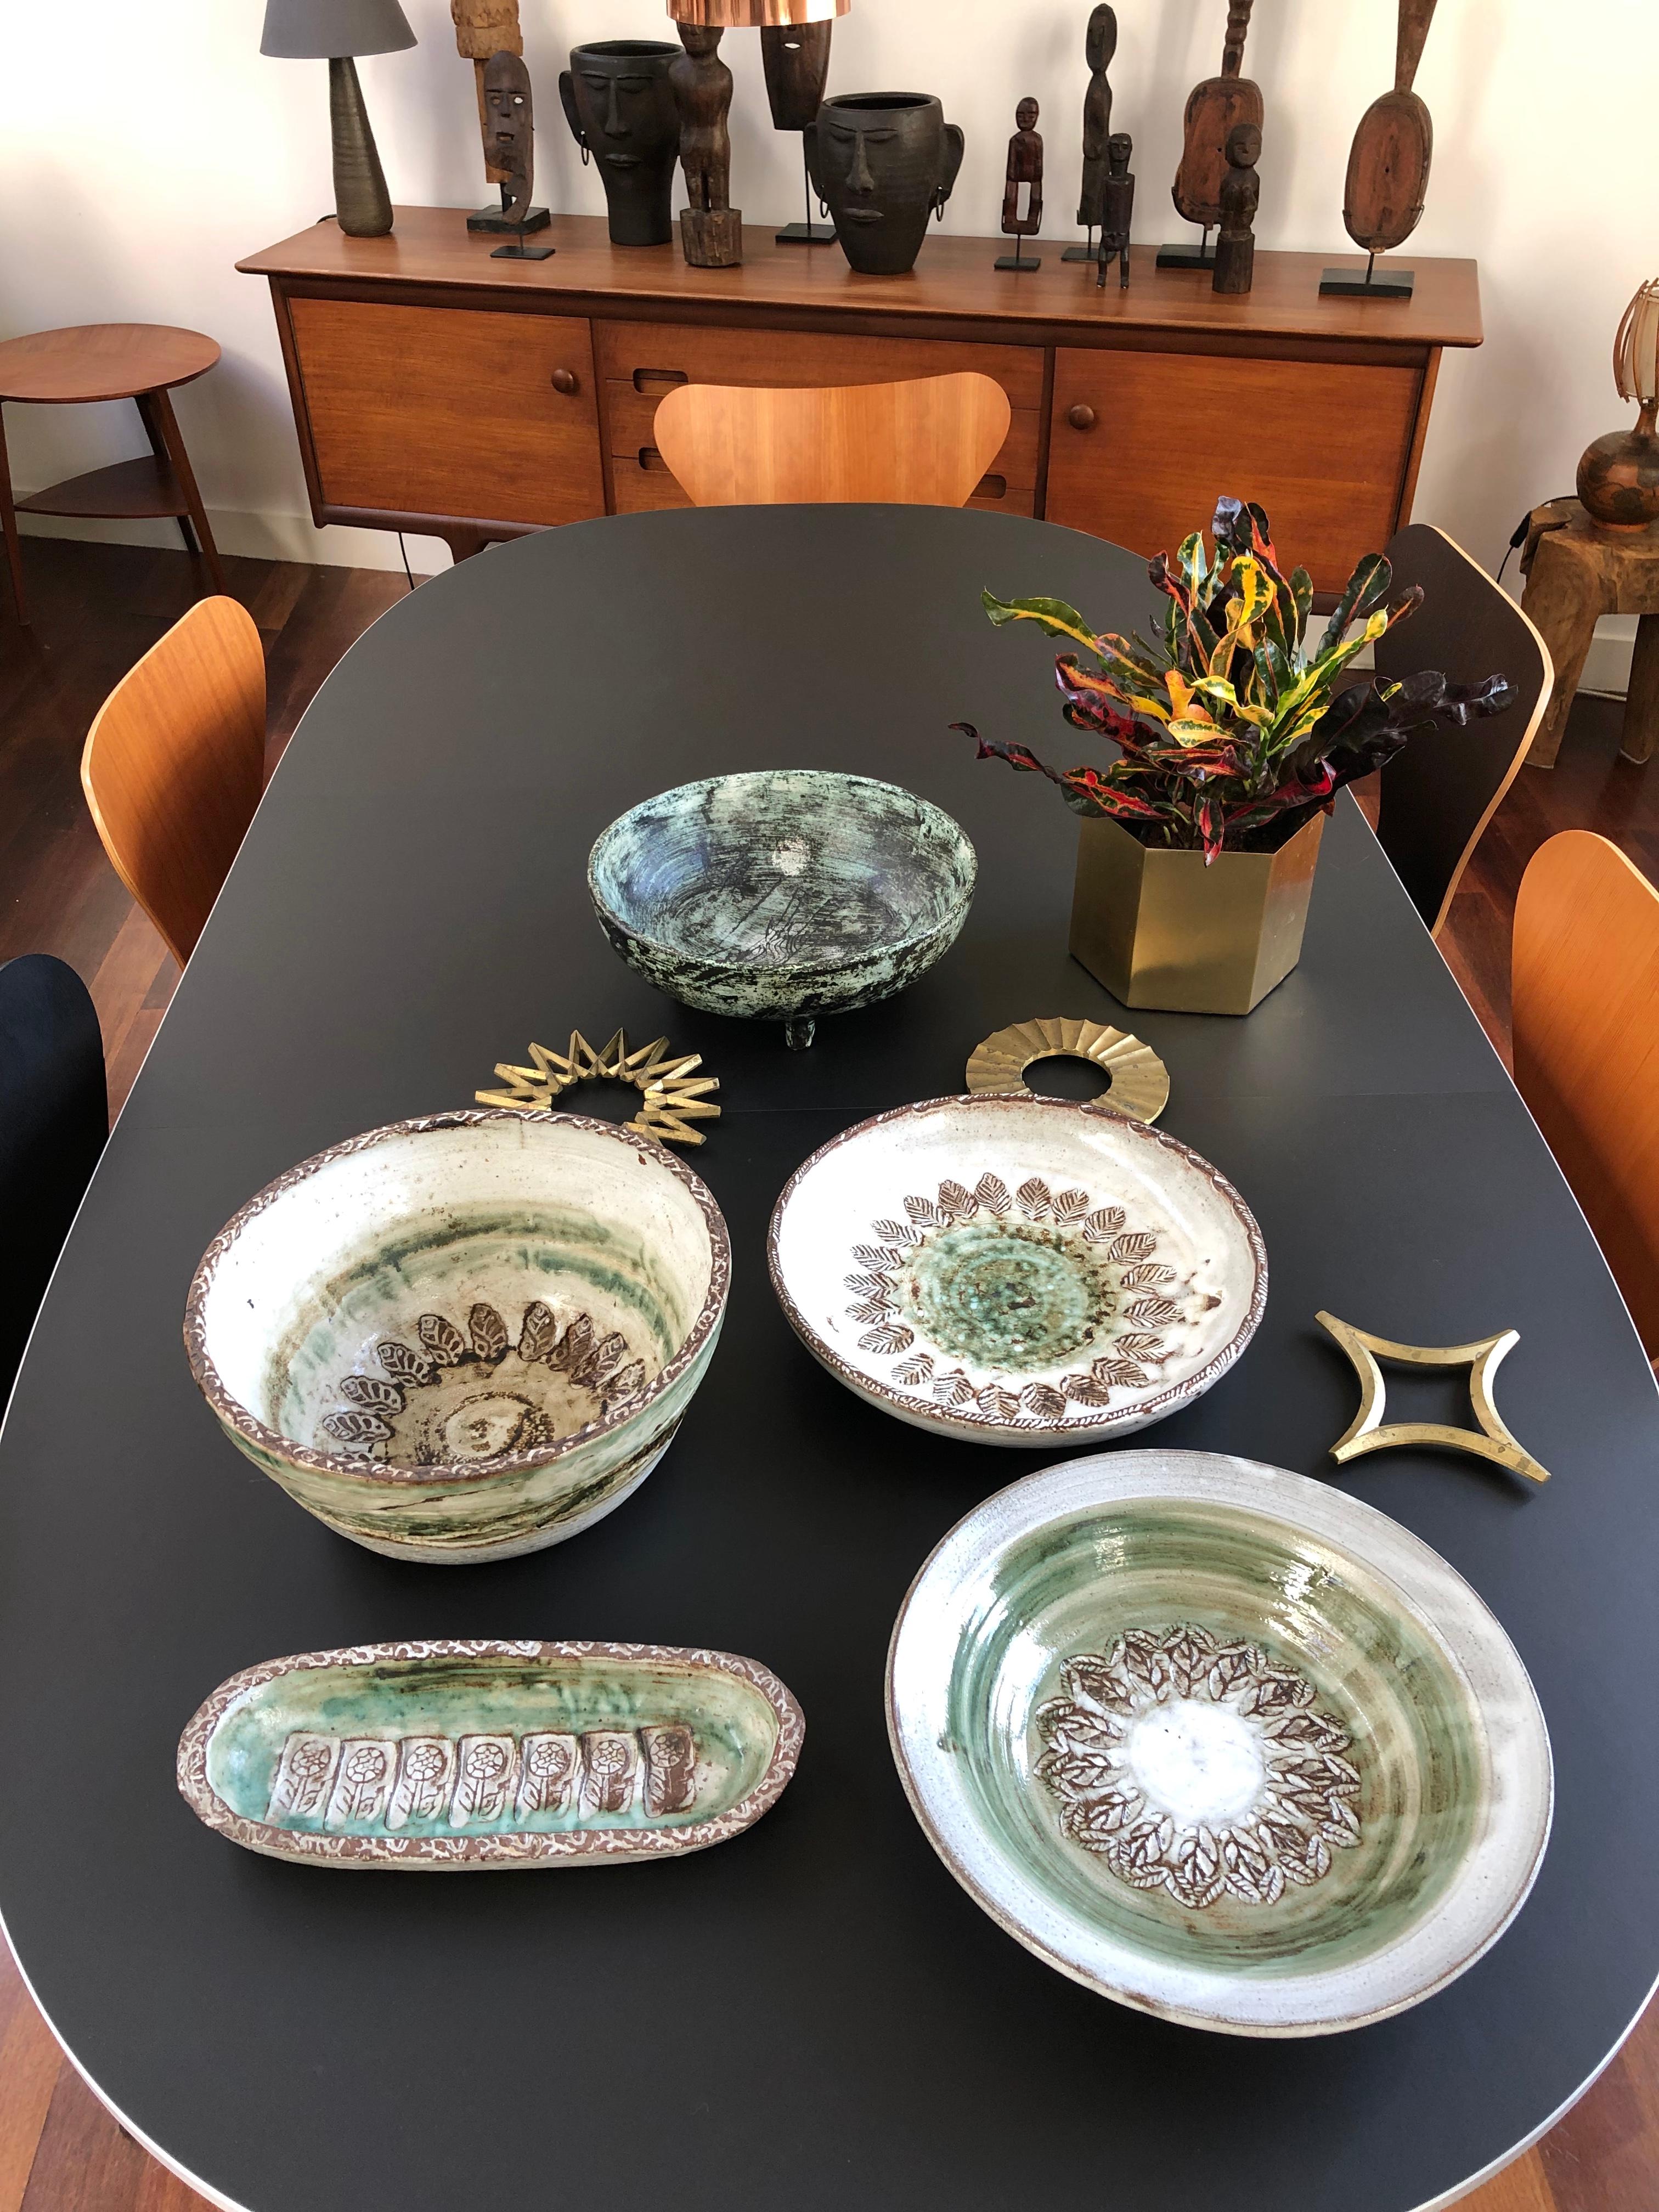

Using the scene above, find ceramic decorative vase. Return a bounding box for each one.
[184,1110,730,1564]
[769,1093,1266,1446]
[1577,400,1659,533]
[588,770,977,1050]
[887,1449,1554,2037]
[1070,809,1325,1016]
[560,41,681,247]
[805,94,966,276]
[178,1640,804,1869]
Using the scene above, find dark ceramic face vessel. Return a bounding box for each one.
[588,770,977,1047]
[560,41,681,246]
[805,94,966,276]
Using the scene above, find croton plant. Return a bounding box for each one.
[953,496,1514,862]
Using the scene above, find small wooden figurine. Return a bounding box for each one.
[671,25,742,269]
[996,98,1044,273]
[1212,121,1260,295]
[1324,0,1437,298]
[1064,6,1117,264]
[1162,0,1262,269]
[1095,132,1135,291]
[762,21,836,246]
[482,52,554,261]
[455,0,548,235]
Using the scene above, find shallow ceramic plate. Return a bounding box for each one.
[185,1111,730,1564]
[178,1640,804,1868]
[887,1451,1553,2036]
[588,770,977,1046]
[768,1094,1266,1445]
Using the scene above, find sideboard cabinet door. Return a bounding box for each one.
[288,298,606,528]
[1046,346,1424,594]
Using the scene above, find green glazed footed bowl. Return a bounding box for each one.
[185,1110,730,1564]
[588,770,977,1047]
[887,1449,1553,2037]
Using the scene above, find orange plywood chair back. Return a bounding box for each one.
[652,372,1012,509]
[81,596,266,968]
[1513,830,1659,1355]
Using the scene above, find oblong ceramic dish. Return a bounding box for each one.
[768,1094,1266,1445]
[185,1110,730,1564]
[587,770,977,1045]
[178,1640,804,1869]
[887,1450,1553,2037]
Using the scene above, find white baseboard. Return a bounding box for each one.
[15,505,454,576]
[1579,617,1637,698]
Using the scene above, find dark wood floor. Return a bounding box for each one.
[1,537,1655,2211]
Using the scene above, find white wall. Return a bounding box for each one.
[1,0,1654,675]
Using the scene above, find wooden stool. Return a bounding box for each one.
[0,324,225,630]
[1521,496,1659,768]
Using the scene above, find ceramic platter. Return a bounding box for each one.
[178,1640,804,1869]
[887,1451,1553,2037]
[768,1094,1266,1446]
[587,770,976,1046]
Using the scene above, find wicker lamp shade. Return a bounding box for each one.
[665,0,849,24]
[1613,279,1659,408]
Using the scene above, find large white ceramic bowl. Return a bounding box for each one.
[768,1094,1266,1446]
[887,1449,1554,2038]
[185,1111,730,1564]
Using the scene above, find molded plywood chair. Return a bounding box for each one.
[81,596,266,967]
[1373,523,1554,935]
[1513,831,1659,1356]
[651,372,1012,509]
[0,955,107,1408]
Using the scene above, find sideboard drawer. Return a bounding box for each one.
[290,298,606,528]
[603,379,1041,493]
[1046,346,1423,593]
[595,318,1045,413]
[610,444,1034,520]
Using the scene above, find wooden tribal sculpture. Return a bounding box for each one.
[1161,0,1260,270]
[454,0,548,234]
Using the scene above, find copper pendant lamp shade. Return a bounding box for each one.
[665,0,849,24]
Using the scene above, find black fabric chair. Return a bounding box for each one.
[0,956,107,1410]
[1373,523,1554,936]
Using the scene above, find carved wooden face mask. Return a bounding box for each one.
[805,94,966,278]
[482,50,533,217]
[560,41,680,247]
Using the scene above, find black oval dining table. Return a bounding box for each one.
[2,506,1656,2212]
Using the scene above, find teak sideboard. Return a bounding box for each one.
[239,208,1481,594]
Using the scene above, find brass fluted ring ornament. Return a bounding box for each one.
[966,1016,1170,1124]
[476,1028,720,1147]
[1317,1312,1550,1486]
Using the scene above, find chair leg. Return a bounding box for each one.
[1621,613,1659,766]
[0,405,29,630]
[140,387,225,595]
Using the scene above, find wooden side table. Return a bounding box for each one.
[0,324,225,630]
[1521,495,1659,767]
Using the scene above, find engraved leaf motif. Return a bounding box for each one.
[893,1353,935,1387]
[418,1312,468,1366]
[1017,1178,1053,1219]
[844,1274,895,1300]
[518,1301,558,1362]
[904,1194,943,1227]
[975,1173,1011,1216]
[1119,1263,1177,1289]
[936,1179,977,1220]
[339,1374,403,1414]
[860,1323,913,1355]
[977,1385,1020,1421]
[1051,1188,1091,1224]
[604,1358,648,1403]
[1082,1206,1127,1242]
[323,1409,393,1446]
[376,1339,433,1387]
[469,1304,509,1362]
[550,1315,594,1372]
[1060,1372,1114,1406]
[1091,1359,1149,1389]
[848,1299,899,1326]
[1116,1331,1167,1359]
[1020,1384,1069,1421]
[852,1244,901,1271]
[871,1218,921,1246]
[571,1331,628,1388]
[932,1369,977,1408]
[1107,1232,1159,1264]
[1125,1296,1183,1328]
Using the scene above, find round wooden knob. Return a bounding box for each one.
[1068,404,1097,432]
[551,369,579,396]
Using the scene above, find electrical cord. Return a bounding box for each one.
[1497,496,1574,591]
[398,532,415,592]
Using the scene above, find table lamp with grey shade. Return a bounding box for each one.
[261,0,416,239]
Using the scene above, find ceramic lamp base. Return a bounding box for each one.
[328,57,393,239]
[1577,404,1659,532]
[1069,810,1324,1015]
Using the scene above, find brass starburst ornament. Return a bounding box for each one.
[476,1029,720,1147]
[966,1017,1170,1124]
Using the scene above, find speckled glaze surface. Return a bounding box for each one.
[768,1095,1266,1446]
[177,1640,804,1869]
[587,771,977,1031]
[184,1112,730,1563]
[887,1451,1553,2038]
